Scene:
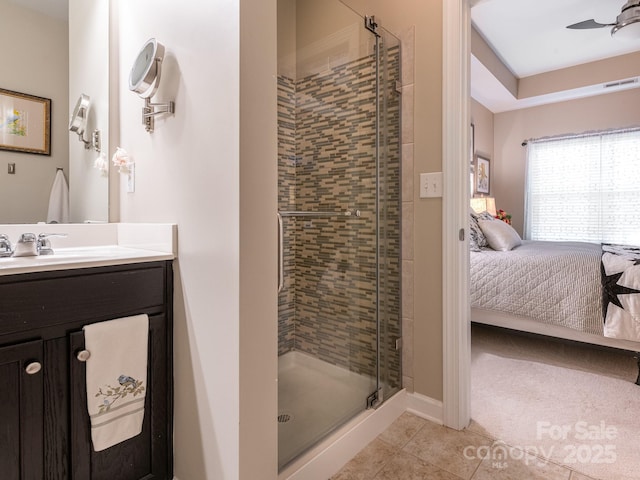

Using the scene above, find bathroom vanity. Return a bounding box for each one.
[0,226,175,480]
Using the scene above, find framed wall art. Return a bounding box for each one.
[0,88,51,155]
[475,154,490,195]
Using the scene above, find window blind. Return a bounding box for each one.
[524,128,640,245]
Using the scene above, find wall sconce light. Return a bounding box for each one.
[129,38,175,133]
[69,93,101,152]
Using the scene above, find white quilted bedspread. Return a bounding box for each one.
[470,241,604,335]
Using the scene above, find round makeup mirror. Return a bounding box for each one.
[128,38,174,132]
[69,93,90,136]
[129,38,165,98]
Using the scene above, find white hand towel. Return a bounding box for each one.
[46,169,69,223]
[83,314,149,452]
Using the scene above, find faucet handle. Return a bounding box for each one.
[0,234,13,257]
[37,233,67,255]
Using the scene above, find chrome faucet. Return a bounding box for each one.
[0,234,13,257]
[12,232,67,257]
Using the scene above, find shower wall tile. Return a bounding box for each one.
[401,84,414,145]
[402,375,414,393]
[400,29,415,392]
[402,202,414,261]
[294,53,379,378]
[277,75,297,355]
[402,318,414,379]
[276,46,402,383]
[402,143,414,203]
[400,26,415,86]
[402,262,414,323]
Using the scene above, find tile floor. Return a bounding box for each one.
[331,412,598,480]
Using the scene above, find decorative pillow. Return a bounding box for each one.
[469,209,495,251]
[478,219,522,251]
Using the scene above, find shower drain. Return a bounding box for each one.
[277,412,292,423]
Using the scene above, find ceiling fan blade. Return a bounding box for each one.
[566,19,615,29]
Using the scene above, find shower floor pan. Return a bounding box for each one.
[278,351,375,470]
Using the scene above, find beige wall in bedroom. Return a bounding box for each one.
[471,26,517,98]
[519,52,640,99]
[492,88,640,236]
[471,99,494,193]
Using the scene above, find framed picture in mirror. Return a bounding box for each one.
[0,88,51,155]
[475,154,490,195]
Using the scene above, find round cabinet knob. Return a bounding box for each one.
[25,362,42,375]
[76,350,91,362]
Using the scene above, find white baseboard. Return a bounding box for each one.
[405,391,444,425]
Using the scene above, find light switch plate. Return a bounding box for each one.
[126,164,135,193]
[420,172,443,198]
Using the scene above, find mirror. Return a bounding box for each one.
[129,38,175,133]
[129,39,162,97]
[69,94,102,152]
[0,0,109,224]
[69,94,90,139]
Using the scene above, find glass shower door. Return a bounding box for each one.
[375,23,402,406]
[276,0,401,470]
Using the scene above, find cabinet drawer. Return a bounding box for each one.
[0,263,167,337]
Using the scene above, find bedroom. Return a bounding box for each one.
[468,1,640,479]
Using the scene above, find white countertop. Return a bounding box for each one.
[0,245,173,276]
[0,223,176,276]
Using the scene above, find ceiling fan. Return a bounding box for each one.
[566,0,640,39]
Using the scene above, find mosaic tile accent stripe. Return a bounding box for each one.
[278,75,296,354]
[277,46,401,385]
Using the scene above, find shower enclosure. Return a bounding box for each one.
[277,0,401,469]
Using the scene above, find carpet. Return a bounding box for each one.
[470,324,640,480]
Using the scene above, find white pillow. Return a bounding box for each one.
[478,219,522,251]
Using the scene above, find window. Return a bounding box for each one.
[524,128,640,245]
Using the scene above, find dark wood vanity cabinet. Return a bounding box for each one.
[0,261,173,480]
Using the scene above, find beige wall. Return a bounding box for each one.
[0,1,68,223]
[471,26,517,98]
[341,0,445,401]
[471,98,494,171]
[277,0,296,79]
[239,0,279,477]
[519,52,640,99]
[493,88,640,236]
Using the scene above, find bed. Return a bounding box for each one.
[469,214,640,365]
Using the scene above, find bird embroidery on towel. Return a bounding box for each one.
[95,374,145,413]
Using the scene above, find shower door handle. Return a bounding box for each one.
[277,212,284,292]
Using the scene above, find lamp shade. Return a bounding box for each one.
[470,197,497,216]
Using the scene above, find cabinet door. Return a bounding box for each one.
[69,314,170,480]
[0,339,44,480]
